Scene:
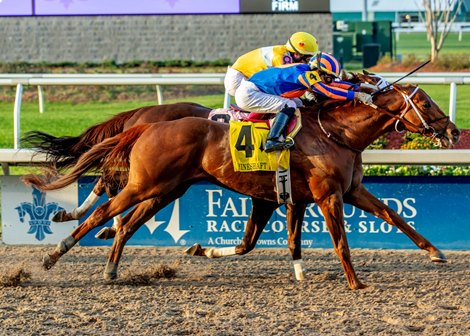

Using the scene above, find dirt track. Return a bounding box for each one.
[0,245,468,335]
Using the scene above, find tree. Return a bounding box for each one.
[419,0,464,62]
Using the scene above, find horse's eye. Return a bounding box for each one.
[423,102,431,109]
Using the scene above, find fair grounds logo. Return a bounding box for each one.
[15,187,65,241]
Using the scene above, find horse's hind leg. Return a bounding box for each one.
[186,197,278,257]
[96,172,130,239]
[286,203,307,280]
[344,183,446,262]
[43,185,143,270]
[104,200,156,280]
[52,177,107,222]
[105,185,190,280]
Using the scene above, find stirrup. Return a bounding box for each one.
[265,137,294,153]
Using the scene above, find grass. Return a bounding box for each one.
[0,94,227,148]
[1,84,468,150]
[395,32,470,58]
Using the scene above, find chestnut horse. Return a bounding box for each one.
[23,71,374,222]
[24,83,460,289]
[22,72,380,281]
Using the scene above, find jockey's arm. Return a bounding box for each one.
[310,82,355,101]
[330,80,359,91]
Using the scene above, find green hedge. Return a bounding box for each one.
[363,133,470,176]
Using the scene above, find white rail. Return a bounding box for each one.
[2,148,469,175]
[0,72,468,149]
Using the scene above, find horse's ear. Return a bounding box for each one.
[363,69,370,75]
[342,70,352,81]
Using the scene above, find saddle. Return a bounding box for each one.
[208,104,299,135]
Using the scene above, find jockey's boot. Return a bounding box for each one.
[264,106,296,153]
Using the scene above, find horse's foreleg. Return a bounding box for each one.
[317,192,366,290]
[286,203,307,280]
[43,186,141,270]
[186,198,278,259]
[344,183,446,262]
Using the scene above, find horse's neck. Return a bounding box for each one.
[305,103,398,152]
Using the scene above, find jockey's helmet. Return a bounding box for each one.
[309,52,341,78]
[286,32,319,56]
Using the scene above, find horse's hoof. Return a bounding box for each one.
[95,227,116,240]
[430,250,447,263]
[42,254,57,270]
[184,243,203,256]
[52,210,68,222]
[104,272,117,281]
[350,282,368,290]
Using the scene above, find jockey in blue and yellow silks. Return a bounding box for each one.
[224,32,319,96]
[235,52,376,152]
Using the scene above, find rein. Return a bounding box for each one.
[317,107,362,153]
[316,84,450,152]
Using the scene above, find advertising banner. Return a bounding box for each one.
[1,176,78,244]
[2,176,468,249]
[34,0,240,15]
[1,0,330,16]
[76,176,470,250]
[240,0,329,13]
[0,0,33,16]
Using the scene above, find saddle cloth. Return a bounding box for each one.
[229,121,293,204]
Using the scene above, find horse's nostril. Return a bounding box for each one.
[451,129,461,138]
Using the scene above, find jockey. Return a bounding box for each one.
[224,32,319,97]
[235,52,375,153]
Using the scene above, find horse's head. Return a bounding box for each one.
[374,84,460,148]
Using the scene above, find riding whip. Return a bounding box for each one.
[371,60,430,96]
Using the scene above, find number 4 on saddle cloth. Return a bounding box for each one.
[208,105,302,204]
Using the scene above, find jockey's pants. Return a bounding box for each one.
[224,67,247,97]
[235,79,302,114]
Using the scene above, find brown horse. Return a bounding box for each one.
[22,72,377,281]
[23,83,460,289]
[23,71,374,223]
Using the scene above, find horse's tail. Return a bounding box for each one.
[21,108,139,171]
[22,124,152,191]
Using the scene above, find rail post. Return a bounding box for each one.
[38,85,45,113]
[13,83,23,149]
[449,82,457,123]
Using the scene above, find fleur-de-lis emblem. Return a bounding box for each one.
[15,188,65,241]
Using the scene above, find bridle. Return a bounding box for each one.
[382,85,450,139]
[316,84,450,152]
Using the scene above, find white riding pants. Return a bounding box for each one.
[224,67,247,96]
[235,79,302,114]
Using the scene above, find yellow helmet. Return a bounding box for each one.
[286,32,319,55]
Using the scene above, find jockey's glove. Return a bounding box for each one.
[303,91,317,101]
[354,91,374,105]
[359,82,379,91]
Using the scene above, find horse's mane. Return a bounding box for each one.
[300,97,355,115]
